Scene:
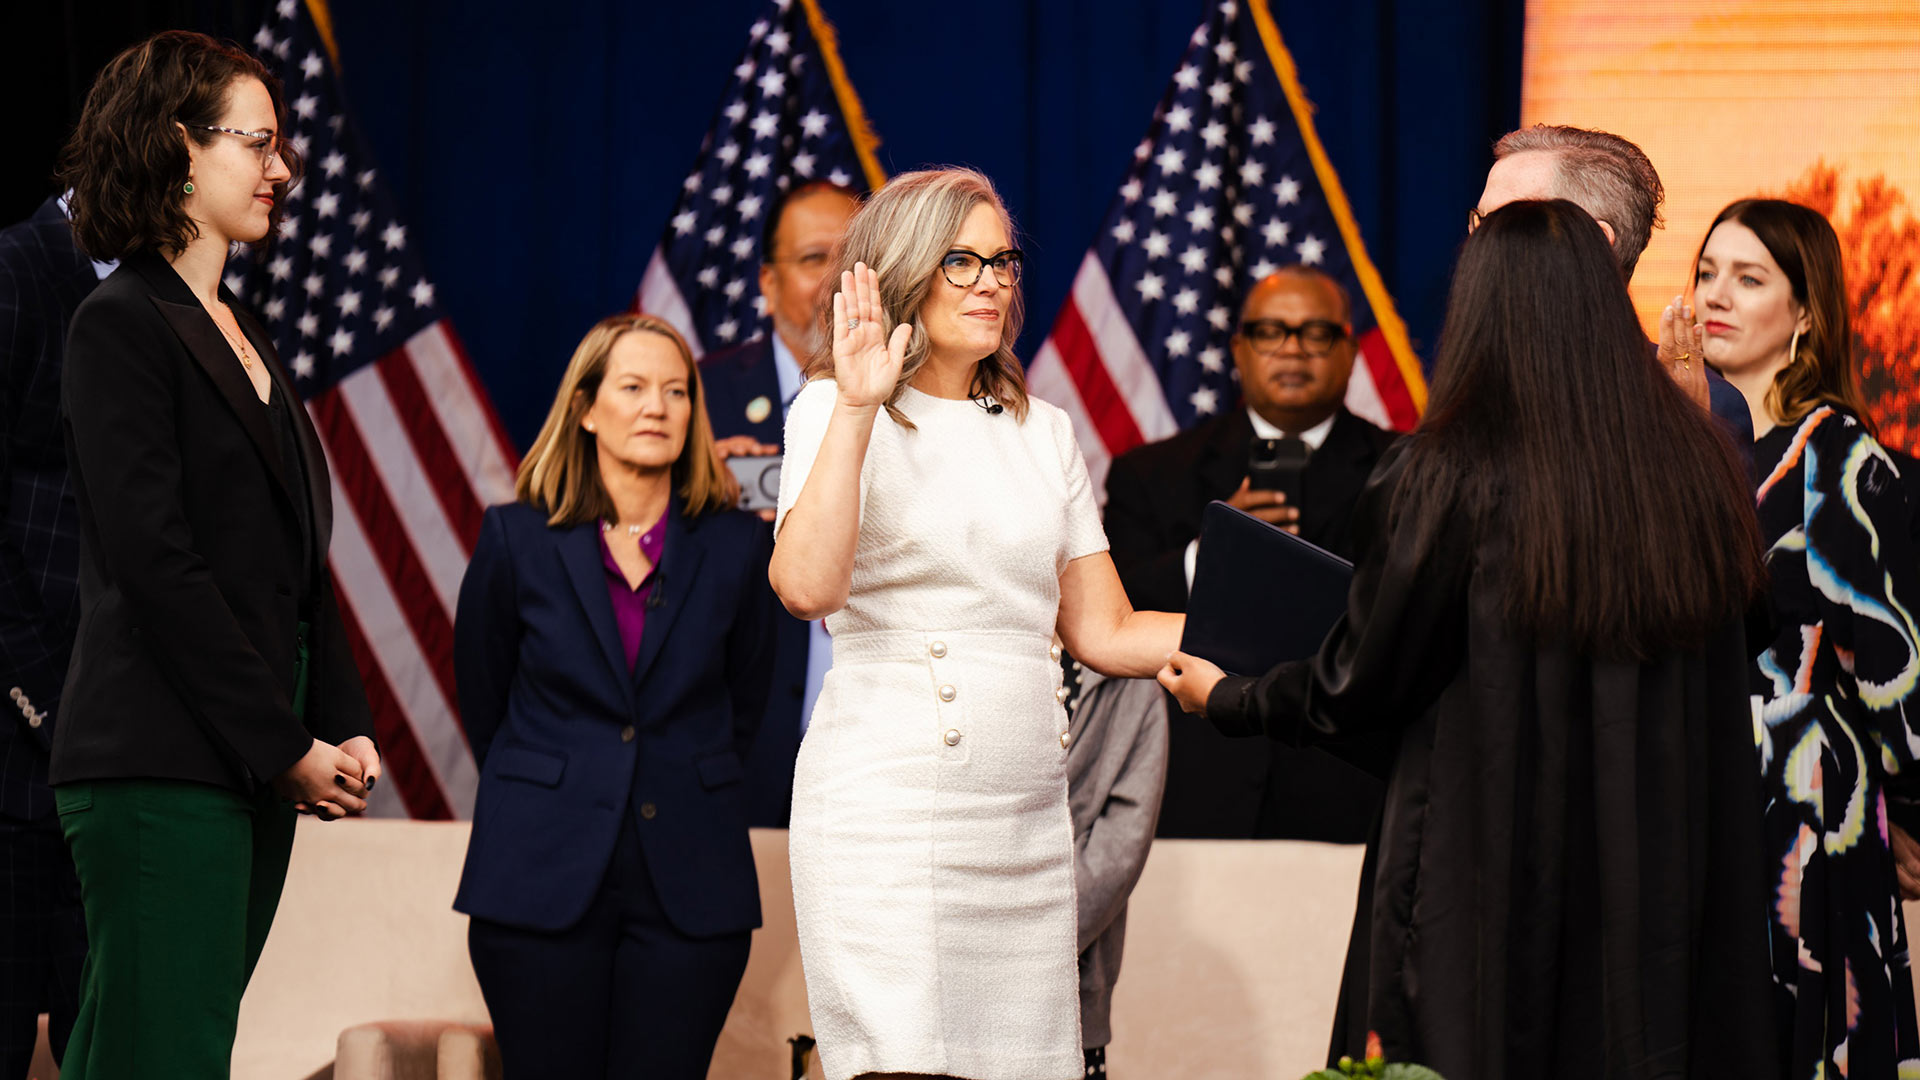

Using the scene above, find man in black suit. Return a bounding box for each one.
[0,196,103,1076]
[1104,266,1394,841]
[699,181,857,827]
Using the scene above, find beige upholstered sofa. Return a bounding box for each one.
[42,818,1903,1078]
[28,820,1365,1078]
[233,820,1364,1078]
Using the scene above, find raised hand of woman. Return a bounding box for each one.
[1658,293,1711,411]
[831,262,912,410]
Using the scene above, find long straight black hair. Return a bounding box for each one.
[1397,199,1764,659]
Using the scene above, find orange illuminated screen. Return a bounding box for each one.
[1521,2,1920,451]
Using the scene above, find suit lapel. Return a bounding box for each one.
[747,344,785,446]
[230,294,333,547]
[632,505,705,694]
[1300,410,1386,544]
[1199,408,1254,500]
[715,339,785,446]
[138,258,296,507]
[558,523,636,713]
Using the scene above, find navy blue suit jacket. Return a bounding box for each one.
[699,337,811,828]
[452,499,777,937]
[0,198,96,821]
[1705,367,1756,470]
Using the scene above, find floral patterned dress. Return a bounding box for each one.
[1753,406,1920,1079]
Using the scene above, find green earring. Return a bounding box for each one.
[183,180,194,194]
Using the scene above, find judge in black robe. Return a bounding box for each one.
[1173,443,1777,1079]
[1159,199,1780,1080]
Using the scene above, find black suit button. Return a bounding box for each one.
[620,725,636,743]
[639,802,657,820]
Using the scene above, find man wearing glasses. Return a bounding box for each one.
[1103,265,1394,842]
[699,180,857,829]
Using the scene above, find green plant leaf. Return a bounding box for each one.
[1298,1071,1349,1080]
[1381,1065,1448,1080]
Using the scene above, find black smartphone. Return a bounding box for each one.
[1246,436,1308,506]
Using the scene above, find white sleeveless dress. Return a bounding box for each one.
[775,379,1108,1080]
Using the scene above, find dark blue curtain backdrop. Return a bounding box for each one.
[328,0,1522,449]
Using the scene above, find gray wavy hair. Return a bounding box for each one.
[802,167,1030,427]
[1494,125,1665,280]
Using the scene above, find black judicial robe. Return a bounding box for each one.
[1205,441,1779,1080]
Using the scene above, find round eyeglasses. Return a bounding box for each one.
[941,248,1024,289]
[190,125,286,171]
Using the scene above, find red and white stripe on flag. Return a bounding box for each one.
[1027,0,1426,502]
[306,321,518,819]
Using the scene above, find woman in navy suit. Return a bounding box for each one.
[453,313,777,1078]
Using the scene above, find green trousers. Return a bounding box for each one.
[55,779,296,1080]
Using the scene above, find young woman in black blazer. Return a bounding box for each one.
[52,32,378,1076]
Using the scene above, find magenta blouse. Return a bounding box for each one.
[599,508,669,670]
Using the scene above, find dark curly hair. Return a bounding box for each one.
[59,30,302,260]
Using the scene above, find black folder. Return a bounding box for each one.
[1179,500,1353,676]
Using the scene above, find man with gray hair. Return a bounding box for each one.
[1474,124,1753,448]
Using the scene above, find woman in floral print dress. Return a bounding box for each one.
[1691,197,1920,1078]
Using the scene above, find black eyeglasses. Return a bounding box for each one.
[941,248,1024,289]
[1237,318,1348,356]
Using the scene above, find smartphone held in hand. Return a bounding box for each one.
[728,454,784,513]
[1247,436,1308,506]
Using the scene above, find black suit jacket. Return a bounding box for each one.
[0,198,97,821]
[699,337,811,827]
[51,252,372,793]
[1104,405,1396,840]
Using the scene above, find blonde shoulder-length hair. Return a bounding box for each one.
[515,314,738,526]
[801,167,1030,427]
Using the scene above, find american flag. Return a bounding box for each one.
[1027,0,1426,497]
[637,0,883,354]
[229,0,517,819]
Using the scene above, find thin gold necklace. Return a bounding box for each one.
[214,304,256,370]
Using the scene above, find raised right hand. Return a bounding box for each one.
[1658,293,1711,411]
[1226,476,1300,532]
[831,262,912,410]
[273,738,369,820]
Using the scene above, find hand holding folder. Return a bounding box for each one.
[1178,501,1353,677]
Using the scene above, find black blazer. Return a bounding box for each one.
[0,197,98,820]
[52,252,371,793]
[452,500,776,937]
[1103,404,1397,840]
[1104,405,1398,614]
[699,336,810,827]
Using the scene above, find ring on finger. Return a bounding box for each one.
[847,317,860,329]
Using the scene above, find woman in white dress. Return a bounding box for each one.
[770,168,1183,1080]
